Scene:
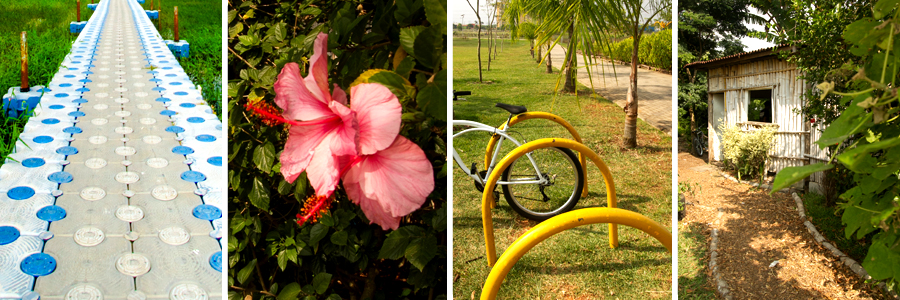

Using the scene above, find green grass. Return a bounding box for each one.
[452,38,672,299]
[677,222,717,299]
[0,0,95,164]
[143,0,222,116]
[802,192,871,262]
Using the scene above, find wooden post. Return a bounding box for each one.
[158,0,162,32]
[174,6,179,42]
[150,0,153,11]
[20,32,29,92]
[76,0,81,22]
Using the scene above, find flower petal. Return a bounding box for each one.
[326,101,359,157]
[332,84,348,106]
[305,33,331,104]
[306,142,343,197]
[274,62,330,121]
[350,83,401,155]
[343,136,433,230]
[280,120,338,183]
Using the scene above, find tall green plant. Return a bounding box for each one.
[772,0,899,292]
[227,0,447,299]
[719,123,777,181]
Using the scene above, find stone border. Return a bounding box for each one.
[708,228,732,299]
[791,193,899,299]
[708,164,897,298]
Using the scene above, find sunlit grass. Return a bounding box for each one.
[452,38,672,299]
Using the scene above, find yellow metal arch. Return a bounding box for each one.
[480,207,672,300]
[482,138,618,266]
[484,112,589,198]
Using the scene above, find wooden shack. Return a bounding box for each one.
[686,45,829,192]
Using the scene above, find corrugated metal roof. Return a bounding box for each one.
[684,44,792,68]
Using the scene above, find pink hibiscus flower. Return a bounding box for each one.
[273,33,401,197]
[268,33,434,230]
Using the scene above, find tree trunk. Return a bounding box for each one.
[623,30,640,148]
[546,44,552,73]
[476,19,483,82]
[563,22,576,93]
[487,26,492,71]
[536,43,542,63]
[530,40,534,58]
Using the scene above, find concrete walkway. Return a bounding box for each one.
[0,0,223,298]
[549,45,673,135]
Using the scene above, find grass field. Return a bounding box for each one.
[141,0,222,116]
[452,38,672,299]
[677,222,717,299]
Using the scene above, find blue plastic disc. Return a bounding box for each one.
[150,78,162,82]
[78,79,92,83]
[68,111,85,117]
[187,117,204,123]
[160,60,169,64]
[56,146,78,156]
[207,156,222,166]
[165,74,176,77]
[179,103,196,108]
[64,75,76,78]
[0,226,20,245]
[151,87,166,92]
[155,97,171,102]
[48,172,73,184]
[76,87,90,92]
[33,136,53,144]
[63,127,82,134]
[210,251,222,272]
[162,67,173,70]
[174,91,188,96]
[196,135,216,142]
[8,186,35,200]
[20,253,56,276]
[192,205,221,220]
[37,205,66,222]
[169,81,182,86]
[160,110,176,116]
[36,87,51,92]
[22,158,45,168]
[49,105,64,110]
[59,83,73,87]
[172,146,194,155]
[181,171,206,183]
[42,118,60,125]
[54,93,69,98]
[165,126,184,133]
[73,99,88,104]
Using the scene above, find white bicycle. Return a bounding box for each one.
[452,91,584,221]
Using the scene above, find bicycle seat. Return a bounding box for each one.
[495,103,527,115]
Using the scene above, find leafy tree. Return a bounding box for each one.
[227,0,447,299]
[516,22,538,58]
[772,0,899,292]
[466,0,485,82]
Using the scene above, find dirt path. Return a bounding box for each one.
[678,151,884,299]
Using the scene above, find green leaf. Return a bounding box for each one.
[239,34,260,47]
[432,206,446,232]
[253,142,276,172]
[249,177,270,211]
[862,239,900,280]
[379,226,425,259]
[770,163,834,193]
[413,26,441,69]
[319,213,334,227]
[330,231,348,246]
[416,69,447,121]
[395,56,416,79]
[399,26,426,58]
[229,23,244,38]
[237,258,257,284]
[277,283,303,300]
[326,294,341,300]
[294,172,308,201]
[405,235,437,271]
[309,223,329,246]
[301,7,322,16]
[277,250,288,271]
[837,137,900,172]
[312,272,333,295]
[423,0,446,30]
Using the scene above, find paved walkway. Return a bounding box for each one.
[0,0,223,298]
[549,45,672,135]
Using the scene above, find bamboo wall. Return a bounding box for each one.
[706,57,821,177]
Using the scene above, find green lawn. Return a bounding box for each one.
[0,0,96,163]
[677,222,717,299]
[142,0,222,116]
[452,38,672,299]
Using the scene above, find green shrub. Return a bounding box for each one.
[596,30,671,71]
[719,123,777,181]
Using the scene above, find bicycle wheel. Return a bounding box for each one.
[501,147,584,221]
[694,135,705,156]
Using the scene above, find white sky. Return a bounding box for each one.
[740,7,776,51]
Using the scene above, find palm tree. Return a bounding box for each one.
[517,22,538,58]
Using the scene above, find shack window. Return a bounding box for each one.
[747,89,773,123]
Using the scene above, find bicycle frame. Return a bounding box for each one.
[452,119,547,188]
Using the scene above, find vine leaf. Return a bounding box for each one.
[250,177,270,211]
[277,282,303,300]
[770,163,833,193]
[237,258,257,284]
[312,272,333,295]
[253,142,276,172]
[405,235,437,271]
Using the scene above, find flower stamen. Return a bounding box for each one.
[296,194,333,225]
